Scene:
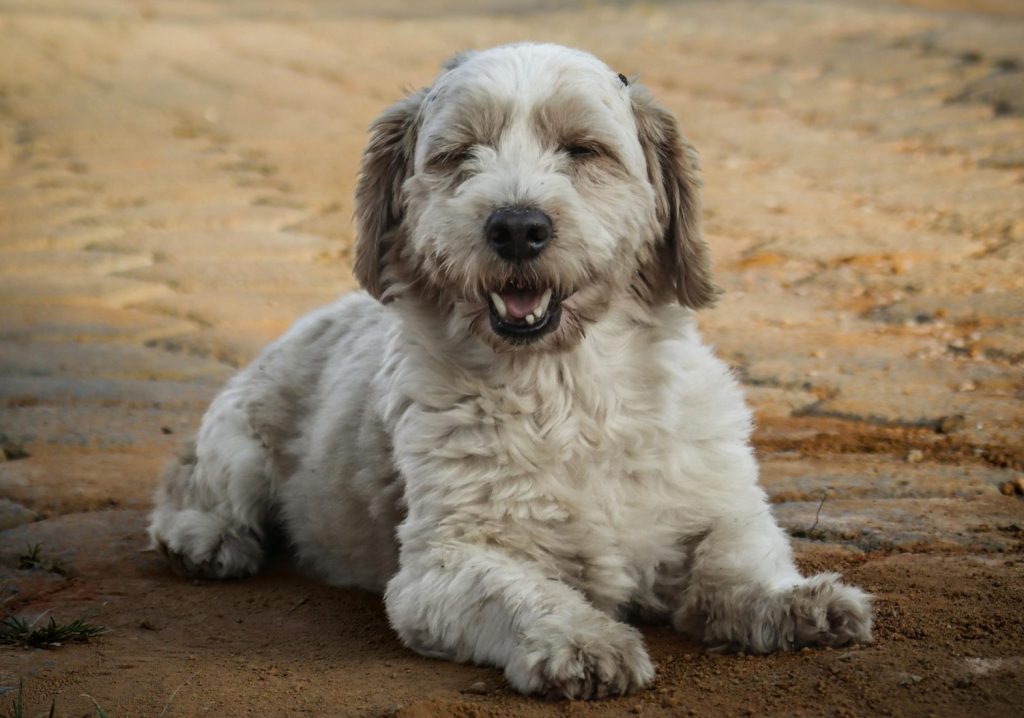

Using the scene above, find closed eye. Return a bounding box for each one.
[426,145,475,171]
[561,141,607,161]
[565,145,594,158]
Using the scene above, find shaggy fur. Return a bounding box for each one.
[149,43,872,699]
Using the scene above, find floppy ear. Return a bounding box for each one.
[629,84,719,310]
[354,89,426,301]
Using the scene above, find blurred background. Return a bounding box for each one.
[1,1,1022,716]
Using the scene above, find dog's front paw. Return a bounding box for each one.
[789,572,873,649]
[149,507,263,580]
[506,614,655,700]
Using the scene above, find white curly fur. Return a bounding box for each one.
[149,43,872,699]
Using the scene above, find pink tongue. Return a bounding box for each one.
[501,290,542,320]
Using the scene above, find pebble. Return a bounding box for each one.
[906,449,925,464]
[999,479,1024,496]
[937,415,966,433]
[461,681,489,695]
[0,499,37,531]
[898,673,923,686]
[0,444,29,461]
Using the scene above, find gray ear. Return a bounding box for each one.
[353,90,426,301]
[629,84,719,310]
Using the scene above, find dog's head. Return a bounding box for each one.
[354,43,717,352]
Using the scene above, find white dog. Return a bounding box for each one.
[149,43,872,699]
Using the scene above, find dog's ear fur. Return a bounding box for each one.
[354,89,426,301]
[354,53,477,301]
[629,84,719,310]
[441,49,477,72]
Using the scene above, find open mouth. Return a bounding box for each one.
[487,281,563,343]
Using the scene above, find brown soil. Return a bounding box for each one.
[2,513,1022,717]
[755,417,1024,473]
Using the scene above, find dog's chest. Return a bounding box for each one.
[397,367,683,604]
[492,400,683,606]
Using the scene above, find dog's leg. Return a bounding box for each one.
[147,383,272,579]
[671,504,873,653]
[385,546,655,699]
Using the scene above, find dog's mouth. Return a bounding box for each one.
[486,281,563,343]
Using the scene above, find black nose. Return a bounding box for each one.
[485,207,552,262]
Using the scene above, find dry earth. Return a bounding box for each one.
[1,0,1023,716]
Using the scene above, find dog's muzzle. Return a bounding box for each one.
[483,208,562,344]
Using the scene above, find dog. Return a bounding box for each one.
[148,43,872,699]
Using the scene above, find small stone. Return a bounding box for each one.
[1012,218,1024,241]
[461,681,489,695]
[1000,482,1016,496]
[906,449,925,464]
[0,499,37,530]
[138,619,158,631]
[661,696,679,708]
[0,443,29,461]
[937,415,965,434]
[1015,478,1024,495]
[899,673,923,686]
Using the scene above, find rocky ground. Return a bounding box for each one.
[1,0,1022,715]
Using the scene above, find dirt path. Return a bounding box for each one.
[1,1,1022,715]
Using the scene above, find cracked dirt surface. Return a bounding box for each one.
[1,0,1022,715]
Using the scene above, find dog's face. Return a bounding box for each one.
[355,43,716,352]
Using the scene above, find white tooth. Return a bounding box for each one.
[490,292,507,319]
[525,313,536,325]
[538,288,553,315]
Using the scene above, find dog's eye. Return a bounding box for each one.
[563,144,598,160]
[427,146,474,171]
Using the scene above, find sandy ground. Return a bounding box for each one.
[1,0,1023,715]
